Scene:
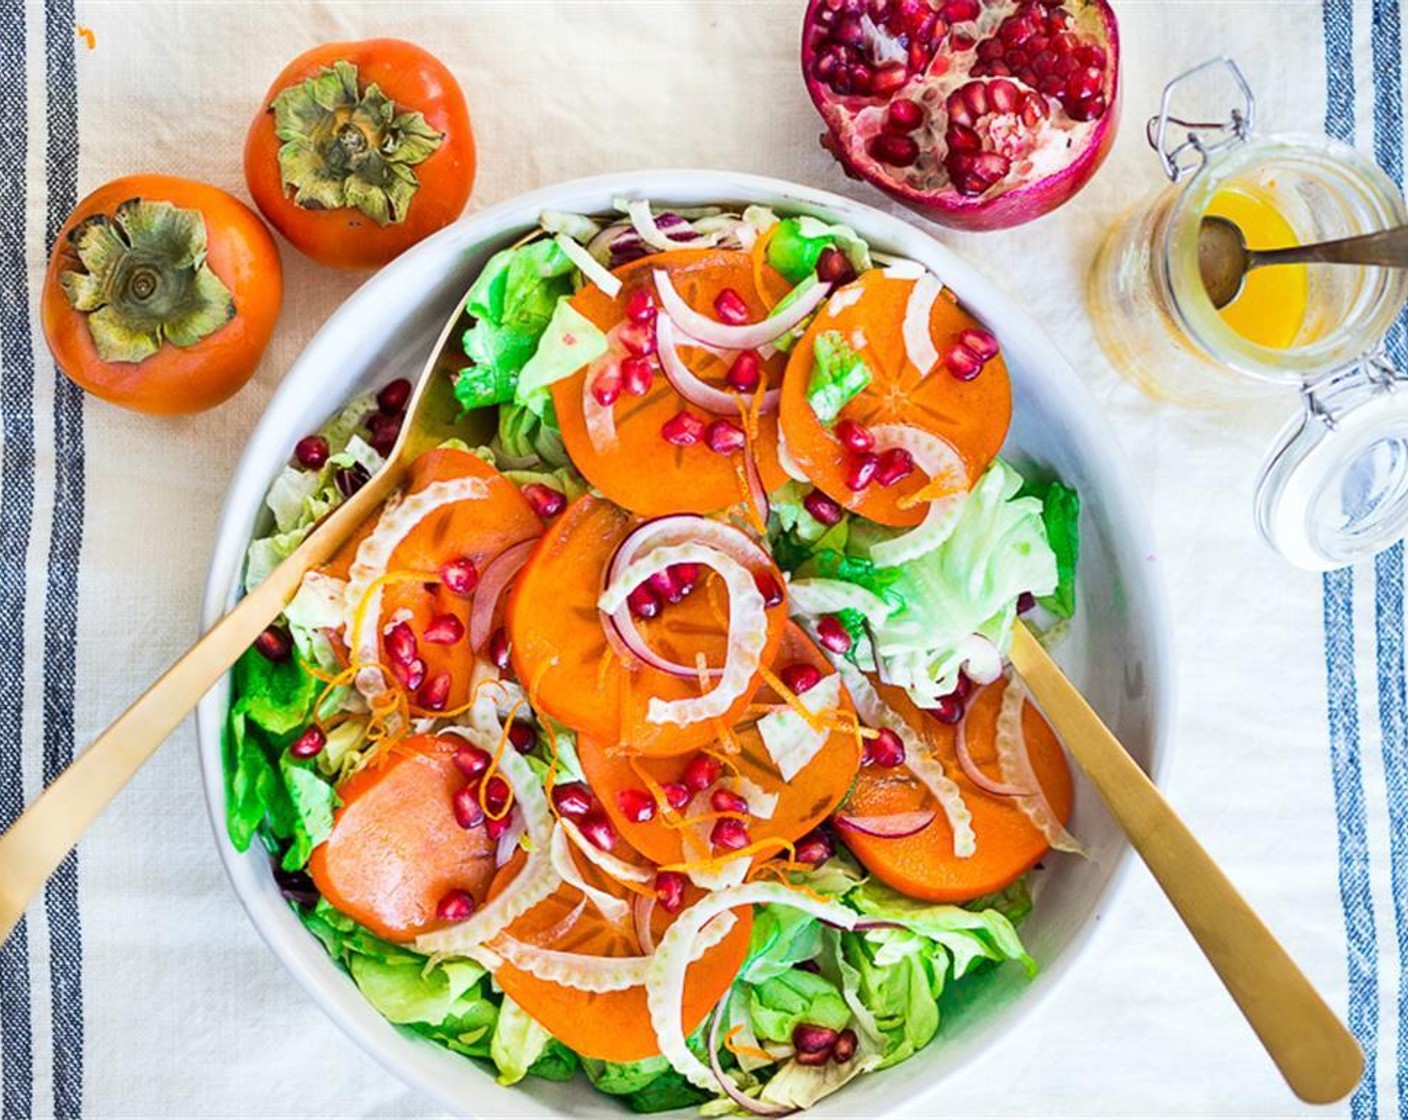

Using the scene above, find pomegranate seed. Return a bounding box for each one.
[552,782,594,818]
[726,351,762,392]
[671,562,701,597]
[816,246,856,285]
[294,435,329,469]
[942,0,979,20]
[803,488,844,526]
[661,782,692,810]
[523,482,566,519]
[289,726,326,760]
[875,447,916,487]
[617,787,658,823]
[714,288,751,325]
[591,368,623,406]
[872,62,908,95]
[754,570,784,608]
[507,720,536,753]
[483,775,511,815]
[618,319,657,357]
[579,812,618,852]
[706,419,747,455]
[832,1028,858,1064]
[1069,93,1106,122]
[254,625,292,662]
[1017,590,1038,614]
[366,411,402,456]
[418,671,451,711]
[885,97,926,133]
[647,568,685,605]
[835,418,874,452]
[488,627,511,671]
[397,658,426,691]
[816,614,853,654]
[377,378,412,414]
[452,786,484,829]
[454,745,491,780]
[928,695,965,724]
[620,356,654,397]
[710,788,749,815]
[793,1023,839,1055]
[864,726,906,768]
[958,328,999,360]
[485,813,514,841]
[945,344,983,380]
[683,753,722,792]
[335,463,370,497]
[627,584,662,619]
[661,411,706,447]
[794,830,834,866]
[440,558,479,596]
[625,288,657,323]
[655,871,688,914]
[711,817,751,851]
[436,889,476,923]
[780,663,822,695]
[795,1048,831,1067]
[845,451,880,490]
[385,621,418,665]
[422,614,465,645]
[952,673,974,700]
[867,132,919,167]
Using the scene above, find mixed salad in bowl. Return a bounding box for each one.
[223,198,1083,1115]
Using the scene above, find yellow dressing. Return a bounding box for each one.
[1205,187,1309,349]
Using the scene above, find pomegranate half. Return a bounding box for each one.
[802,0,1120,231]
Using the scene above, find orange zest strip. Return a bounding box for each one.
[349,567,441,654]
[702,743,742,773]
[479,697,526,822]
[750,223,780,310]
[724,1024,775,1065]
[896,472,966,511]
[756,665,826,734]
[662,836,795,875]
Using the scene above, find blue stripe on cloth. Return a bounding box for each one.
[1325,567,1380,1120]
[41,0,84,1115]
[0,2,36,1118]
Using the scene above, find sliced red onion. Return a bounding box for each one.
[495,807,528,867]
[955,696,1034,797]
[867,424,969,569]
[555,233,621,299]
[534,896,587,947]
[902,273,942,377]
[656,316,780,417]
[583,355,620,453]
[559,817,653,884]
[743,448,770,524]
[469,538,539,653]
[633,893,658,956]
[707,1002,797,1118]
[834,809,938,839]
[654,269,828,352]
[627,200,721,251]
[995,680,1087,855]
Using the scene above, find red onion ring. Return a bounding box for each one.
[955,693,1034,797]
[706,1002,796,1117]
[495,808,528,868]
[632,893,658,956]
[656,316,780,417]
[468,538,539,653]
[529,896,587,947]
[654,269,828,352]
[834,809,937,839]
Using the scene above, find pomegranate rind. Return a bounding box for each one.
[801,0,1121,231]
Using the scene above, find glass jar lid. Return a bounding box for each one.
[1256,356,1408,569]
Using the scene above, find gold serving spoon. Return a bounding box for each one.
[0,282,481,945]
[1198,214,1408,310]
[1010,622,1363,1104]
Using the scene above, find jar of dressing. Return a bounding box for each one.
[1088,58,1408,570]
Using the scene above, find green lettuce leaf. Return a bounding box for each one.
[497,401,568,467]
[278,757,336,871]
[491,996,557,1085]
[806,331,873,425]
[747,969,851,1043]
[1019,478,1080,619]
[765,215,872,282]
[583,1055,713,1113]
[514,298,608,414]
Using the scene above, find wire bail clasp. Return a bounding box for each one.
[1146,57,1256,182]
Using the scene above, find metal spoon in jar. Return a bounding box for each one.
[1198,214,1408,310]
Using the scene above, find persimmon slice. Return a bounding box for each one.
[839,676,1073,901]
[579,625,860,867]
[780,269,1012,527]
[506,494,787,754]
[552,249,793,517]
[329,447,542,711]
[488,846,752,1062]
[308,733,496,942]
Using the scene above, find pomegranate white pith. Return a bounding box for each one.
[803,0,1120,230]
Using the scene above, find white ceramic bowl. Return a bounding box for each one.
[197,170,1173,1119]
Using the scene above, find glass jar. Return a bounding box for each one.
[1088,58,1408,569]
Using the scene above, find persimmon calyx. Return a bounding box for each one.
[58,198,235,364]
[271,59,444,227]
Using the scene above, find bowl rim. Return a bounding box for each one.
[196,168,1175,1118]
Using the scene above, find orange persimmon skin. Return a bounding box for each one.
[41,174,282,414]
[779,269,1012,526]
[838,677,1074,901]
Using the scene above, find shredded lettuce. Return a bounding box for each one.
[806,332,873,425]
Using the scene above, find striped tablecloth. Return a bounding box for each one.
[0,1,1405,1117]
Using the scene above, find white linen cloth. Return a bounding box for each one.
[1,0,1404,1116]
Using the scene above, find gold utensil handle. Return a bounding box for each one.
[1010,623,1362,1104]
[0,469,398,946]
